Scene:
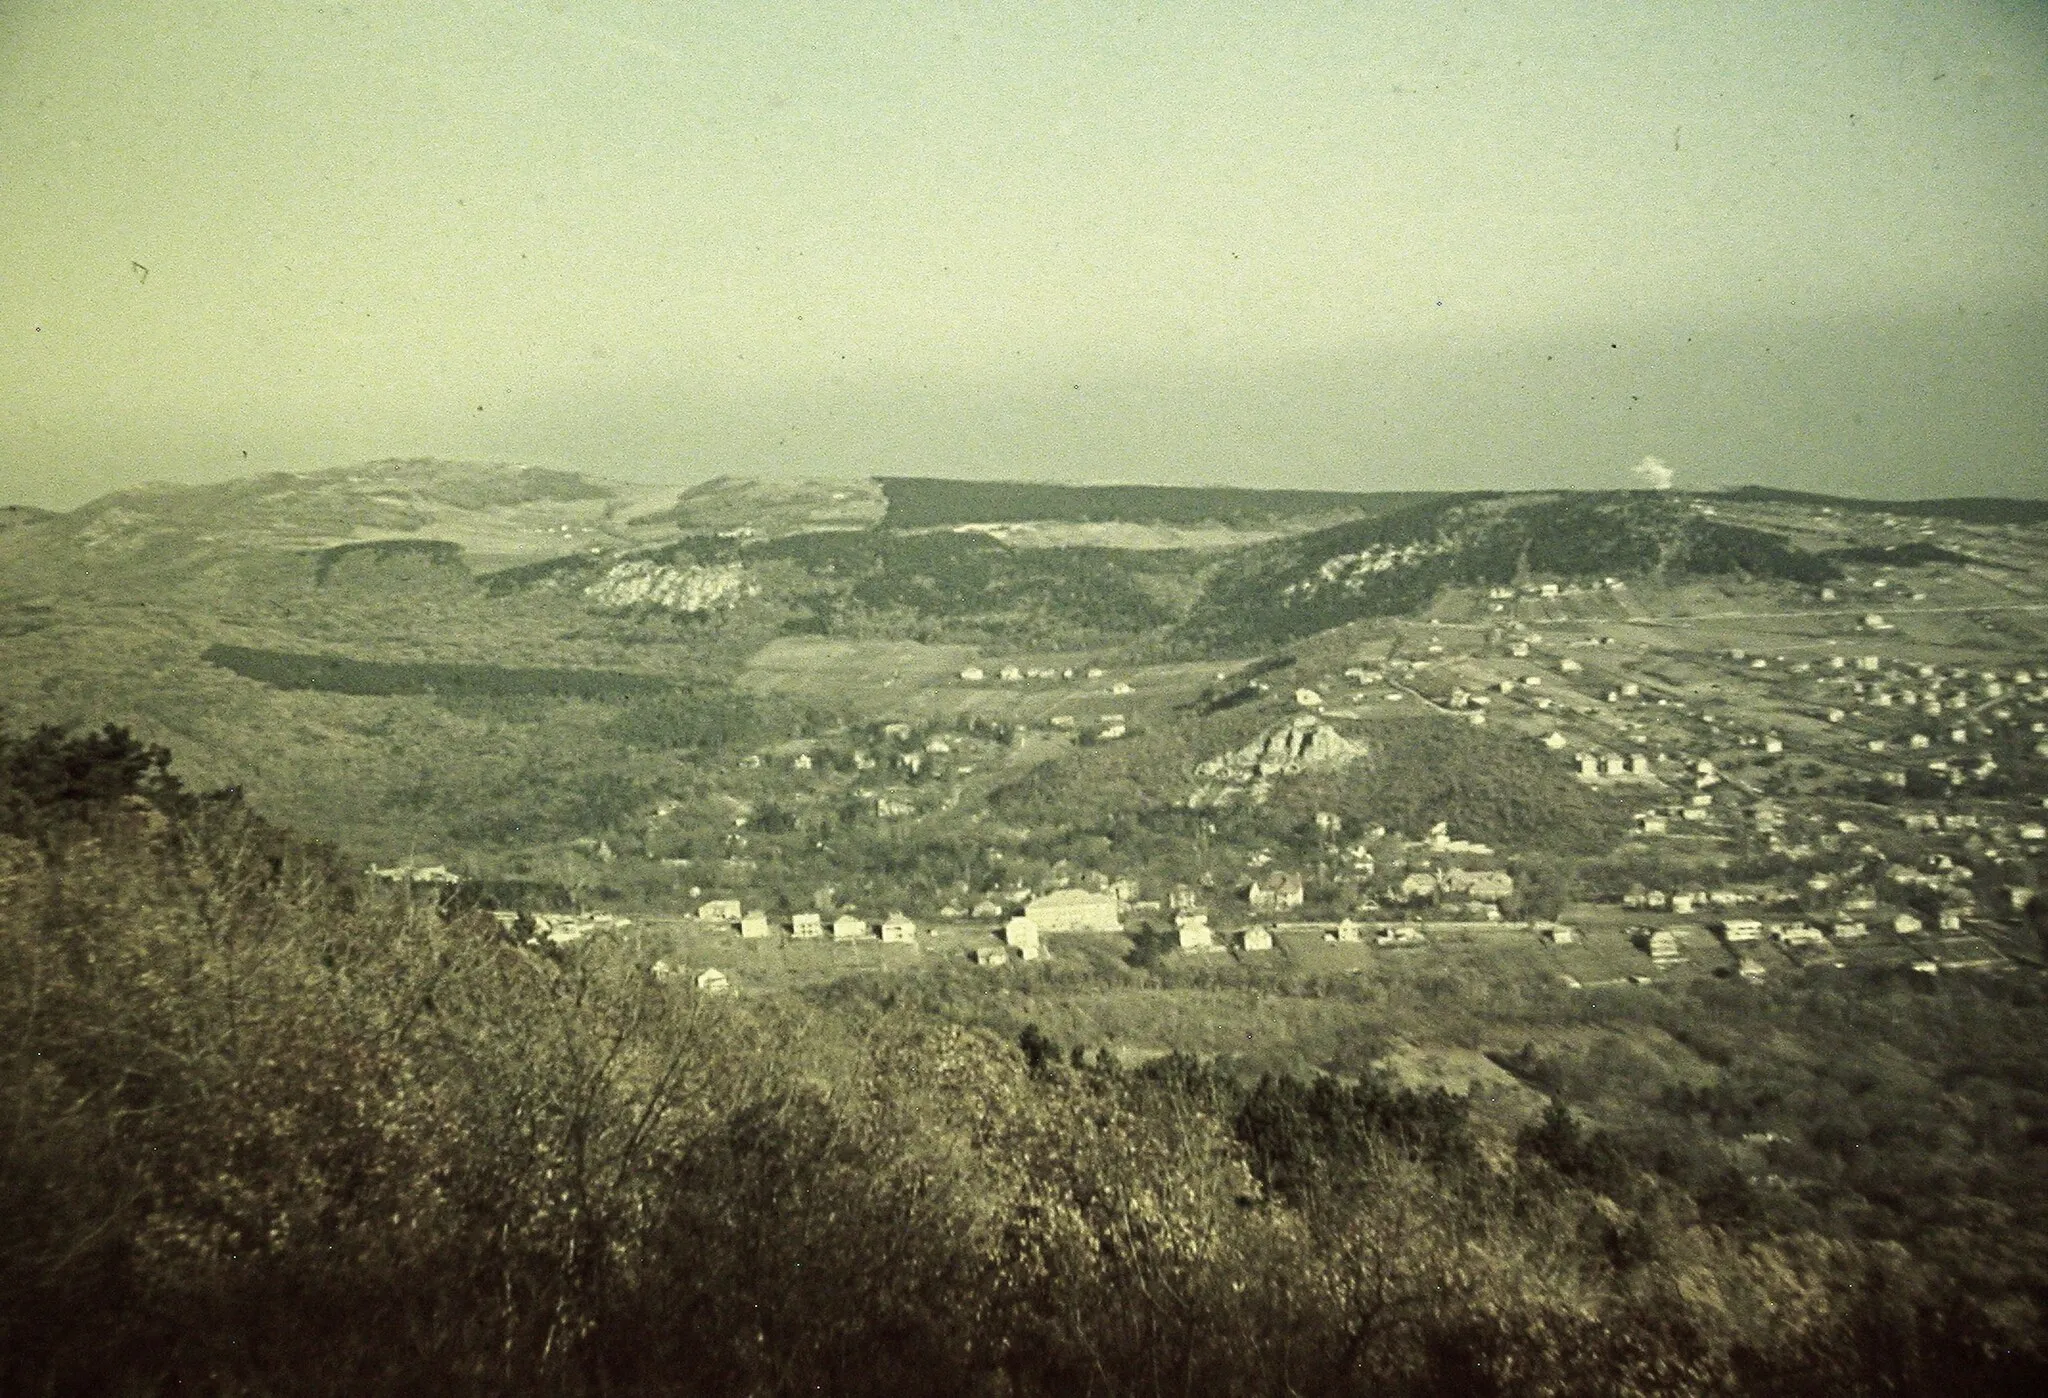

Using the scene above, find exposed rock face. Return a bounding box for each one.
[584,560,750,613]
[1190,715,1365,806]
[1198,714,1366,783]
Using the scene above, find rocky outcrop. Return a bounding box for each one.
[1190,715,1365,806]
[1198,715,1365,783]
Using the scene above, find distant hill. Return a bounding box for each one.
[0,504,54,535]
[1723,485,2048,526]
[0,460,686,590]
[1179,492,1840,650]
[648,475,887,535]
[876,476,1447,530]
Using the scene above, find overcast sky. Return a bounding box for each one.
[3,0,2044,509]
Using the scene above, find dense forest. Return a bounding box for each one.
[1722,487,2048,527]
[201,644,673,700]
[5,722,2046,1396]
[875,477,1440,530]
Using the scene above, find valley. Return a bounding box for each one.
[6,461,2048,1390]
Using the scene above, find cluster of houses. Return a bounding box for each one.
[368,862,461,885]
[686,885,1126,961]
[490,909,633,946]
[958,663,1113,684]
[697,897,922,944]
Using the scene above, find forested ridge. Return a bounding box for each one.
[3,723,2045,1396]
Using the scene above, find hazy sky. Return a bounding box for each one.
[3,0,2045,508]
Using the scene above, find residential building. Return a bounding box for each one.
[1248,871,1305,912]
[1175,912,1215,951]
[1442,868,1514,902]
[1005,915,1042,956]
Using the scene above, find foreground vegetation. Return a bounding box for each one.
[4,723,2045,1396]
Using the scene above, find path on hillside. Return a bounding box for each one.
[1415,601,2048,631]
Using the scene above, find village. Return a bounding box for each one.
[396,501,2048,1001]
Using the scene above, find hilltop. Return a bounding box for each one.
[1177,492,1843,651]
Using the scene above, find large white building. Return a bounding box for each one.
[1024,887,1122,933]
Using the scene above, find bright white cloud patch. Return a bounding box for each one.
[1632,456,1675,491]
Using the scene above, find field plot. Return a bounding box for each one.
[738,634,1222,725]
[739,637,982,700]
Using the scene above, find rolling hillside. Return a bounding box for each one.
[1178,492,1842,650]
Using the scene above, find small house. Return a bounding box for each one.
[698,898,743,924]
[790,912,824,939]
[739,910,773,939]
[1376,924,1426,947]
[1247,871,1306,913]
[970,944,1007,966]
[1175,912,1215,951]
[1892,913,1924,935]
[1443,868,1514,902]
[1005,915,1043,956]
[1720,919,1763,943]
[880,913,918,944]
[971,898,1006,918]
[832,914,869,942]
[694,968,731,995]
[1241,926,1274,952]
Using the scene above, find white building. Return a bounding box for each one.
[1005,915,1043,955]
[1025,887,1123,933]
